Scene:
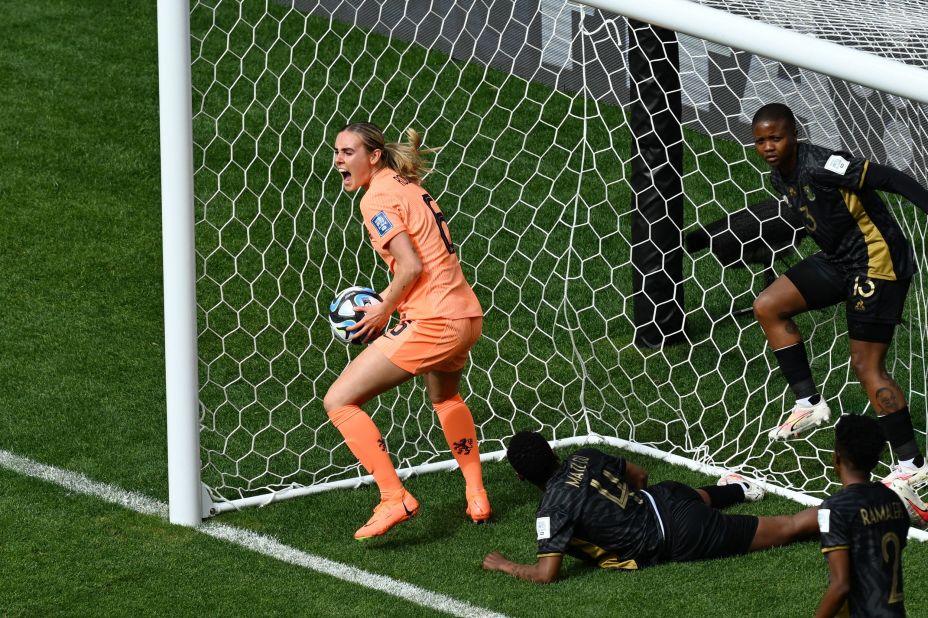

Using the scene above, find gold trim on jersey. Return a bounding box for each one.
[838,600,850,618]
[599,557,639,570]
[568,538,639,570]
[840,188,896,280]
[858,159,870,190]
[821,545,849,553]
[537,552,564,558]
[590,472,630,509]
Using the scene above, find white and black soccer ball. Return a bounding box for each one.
[328,286,383,344]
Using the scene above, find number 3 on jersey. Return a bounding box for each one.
[422,194,455,254]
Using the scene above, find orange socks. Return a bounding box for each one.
[434,394,485,494]
[327,404,403,501]
[328,396,485,507]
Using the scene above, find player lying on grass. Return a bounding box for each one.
[751,103,928,493]
[325,122,490,540]
[816,414,910,618]
[481,431,819,583]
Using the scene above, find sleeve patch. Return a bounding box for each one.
[536,516,551,540]
[371,211,394,237]
[818,508,831,533]
[824,155,850,175]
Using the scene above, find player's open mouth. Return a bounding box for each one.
[339,170,351,184]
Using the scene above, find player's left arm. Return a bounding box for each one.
[814,548,850,618]
[481,552,562,584]
[351,231,421,341]
[862,162,928,215]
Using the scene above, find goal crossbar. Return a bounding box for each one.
[580,0,928,104]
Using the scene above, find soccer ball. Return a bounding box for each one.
[328,286,384,344]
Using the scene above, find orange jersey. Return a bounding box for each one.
[359,168,483,320]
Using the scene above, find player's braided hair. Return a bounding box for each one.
[752,102,798,131]
[339,122,438,184]
[835,414,887,473]
[507,431,560,485]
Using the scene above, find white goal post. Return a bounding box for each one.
[157,0,928,536]
[157,0,203,526]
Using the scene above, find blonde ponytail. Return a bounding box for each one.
[339,122,439,185]
[383,128,440,184]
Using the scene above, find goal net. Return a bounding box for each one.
[183,0,928,513]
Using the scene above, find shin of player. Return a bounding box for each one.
[752,103,928,487]
[326,122,489,540]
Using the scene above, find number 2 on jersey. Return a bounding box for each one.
[882,532,903,604]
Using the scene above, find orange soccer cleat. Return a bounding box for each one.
[354,490,420,540]
[465,489,492,523]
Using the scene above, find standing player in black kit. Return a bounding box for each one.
[752,103,928,503]
[816,414,909,617]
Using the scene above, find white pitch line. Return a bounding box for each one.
[0,449,507,618]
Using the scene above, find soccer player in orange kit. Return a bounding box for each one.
[325,122,490,539]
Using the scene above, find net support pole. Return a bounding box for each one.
[629,21,686,348]
[157,0,203,526]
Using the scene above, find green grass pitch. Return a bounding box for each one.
[0,1,926,616]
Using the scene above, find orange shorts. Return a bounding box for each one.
[372,316,482,375]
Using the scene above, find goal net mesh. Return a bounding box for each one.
[189,0,928,507]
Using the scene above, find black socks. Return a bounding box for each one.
[773,342,818,401]
[878,407,925,466]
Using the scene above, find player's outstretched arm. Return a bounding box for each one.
[749,506,819,551]
[864,162,928,215]
[814,549,850,618]
[481,552,562,584]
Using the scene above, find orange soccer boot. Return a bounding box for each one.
[354,489,420,540]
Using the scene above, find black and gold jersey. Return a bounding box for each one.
[770,143,914,281]
[820,482,909,617]
[535,448,663,570]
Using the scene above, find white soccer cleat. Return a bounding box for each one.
[767,399,831,440]
[717,472,765,502]
[889,479,928,528]
[881,460,928,487]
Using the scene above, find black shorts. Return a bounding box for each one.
[785,252,910,343]
[648,481,758,562]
